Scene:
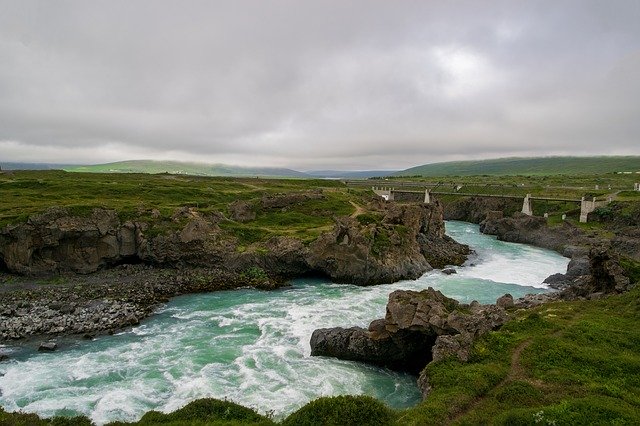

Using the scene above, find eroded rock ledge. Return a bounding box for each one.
[310,288,509,377]
[0,200,469,286]
[0,199,470,343]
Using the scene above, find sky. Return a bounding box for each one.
[1,1,639,171]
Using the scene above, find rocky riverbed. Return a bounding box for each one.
[0,265,282,344]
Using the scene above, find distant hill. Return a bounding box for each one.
[1,162,72,170]
[394,156,640,177]
[64,160,310,178]
[306,170,398,179]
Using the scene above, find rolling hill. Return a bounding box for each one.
[306,170,398,179]
[394,156,640,177]
[64,160,310,178]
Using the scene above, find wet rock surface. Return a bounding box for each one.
[311,288,509,377]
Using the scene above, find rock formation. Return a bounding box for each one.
[0,199,468,287]
[310,288,508,379]
[307,202,469,285]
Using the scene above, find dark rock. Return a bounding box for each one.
[310,288,508,378]
[306,203,469,285]
[0,354,9,362]
[261,191,324,210]
[442,268,456,275]
[227,201,256,223]
[566,256,590,277]
[479,213,584,253]
[38,341,57,352]
[496,294,514,309]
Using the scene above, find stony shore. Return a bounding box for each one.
[0,265,282,346]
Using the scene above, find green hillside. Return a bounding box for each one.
[395,156,640,177]
[64,160,310,178]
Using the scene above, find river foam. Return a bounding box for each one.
[0,221,568,424]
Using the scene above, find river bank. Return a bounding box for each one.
[0,222,568,424]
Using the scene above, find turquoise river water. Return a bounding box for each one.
[0,221,569,424]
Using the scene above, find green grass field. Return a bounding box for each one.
[0,170,366,243]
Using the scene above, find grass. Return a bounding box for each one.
[0,170,360,243]
[400,285,640,425]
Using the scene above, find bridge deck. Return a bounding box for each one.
[385,189,581,203]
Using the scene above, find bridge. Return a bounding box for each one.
[368,186,612,223]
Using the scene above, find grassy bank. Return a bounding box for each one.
[0,170,367,243]
[2,286,638,425]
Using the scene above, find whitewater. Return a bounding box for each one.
[0,221,569,424]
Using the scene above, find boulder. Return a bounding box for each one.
[38,341,57,352]
[228,201,256,222]
[496,293,514,309]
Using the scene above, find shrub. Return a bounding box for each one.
[282,395,395,426]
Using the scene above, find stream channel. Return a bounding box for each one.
[0,221,569,424]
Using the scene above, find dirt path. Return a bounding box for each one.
[449,339,532,424]
[349,201,366,218]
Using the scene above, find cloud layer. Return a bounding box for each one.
[1,0,639,169]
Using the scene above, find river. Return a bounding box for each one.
[0,221,569,424]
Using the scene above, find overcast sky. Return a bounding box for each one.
[1,1,639,170]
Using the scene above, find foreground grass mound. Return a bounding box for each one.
[108,398,274,425]
[400,285,640,425]
[282,395,395,426]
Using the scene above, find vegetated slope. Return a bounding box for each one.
[306,170,399,179]
[0,162,72,170]
[395,156,640,177]
[64,160,310,178]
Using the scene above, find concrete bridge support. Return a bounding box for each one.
[424,189,431,204]
[580,197,612,223]
[635,183,640,191]
[521,194,533,216]
[372,187,394,201]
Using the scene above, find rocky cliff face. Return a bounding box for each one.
[478,212,587,253]
[306,202,469,285]
[310,288,508,376]
[0,200,468,287]
[441,196,522,223]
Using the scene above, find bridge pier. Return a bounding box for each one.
[521,194,533,216]
[580,196,612,223]
[372,186,394,201]
[635,183,640,191]
[424,189,431,204]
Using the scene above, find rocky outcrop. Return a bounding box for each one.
[559,246,633,299]
[479,213,589,253]
[261,190,324,209]
[306,202,469,285]
[441,196,522,223]
[228,201,256,222]
[310,288,508,379]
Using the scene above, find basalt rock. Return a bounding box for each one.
[442,197,521,224]
[228,201,256,222]
[310,288,508,380]
[306,202,469,285]
[561,246,632,298]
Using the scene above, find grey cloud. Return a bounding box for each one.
[0,0,639,169]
